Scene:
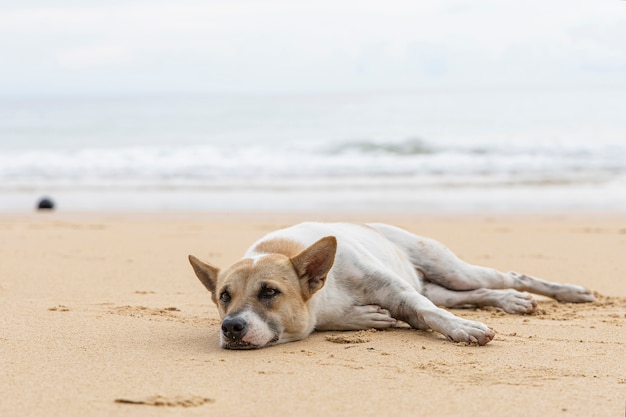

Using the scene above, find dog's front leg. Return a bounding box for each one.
[315,305,397,331]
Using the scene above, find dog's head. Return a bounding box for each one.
[188,236,336,349]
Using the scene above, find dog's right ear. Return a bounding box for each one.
[188,255,219,295]
[291,236,337,300]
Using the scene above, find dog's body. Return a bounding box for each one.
[189,222,594,349]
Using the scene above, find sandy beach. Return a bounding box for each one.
[1,212,625,417]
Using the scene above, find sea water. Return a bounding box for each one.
[1,88,625,212]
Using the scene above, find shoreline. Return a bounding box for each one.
[1,212,625,416]
[4,208,626,222]
[3,179,626,213]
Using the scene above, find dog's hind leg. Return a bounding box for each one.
[369,223,594,303]
[423,282,537,314]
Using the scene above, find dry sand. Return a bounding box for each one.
[1,212,625,417]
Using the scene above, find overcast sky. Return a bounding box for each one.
[1,0,624,96]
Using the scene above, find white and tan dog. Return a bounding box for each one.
[189,222,594,349]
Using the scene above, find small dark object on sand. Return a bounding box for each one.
[37,197,55,211]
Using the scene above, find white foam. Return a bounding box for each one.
[2,90,626,211]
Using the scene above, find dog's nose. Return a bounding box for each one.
[221,316,248,340]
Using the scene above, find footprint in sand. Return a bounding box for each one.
[325,329,377,344]
[115,395,214,407]
[48,305,70,312]
[109,305,181,318]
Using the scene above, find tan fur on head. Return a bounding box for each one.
[253,238,305,258]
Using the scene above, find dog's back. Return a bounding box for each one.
[246,222,424,294]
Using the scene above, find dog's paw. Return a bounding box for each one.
[445,319,495,346]
[348,305,397,330]
[552,285,595,303]
[497,290,537,314]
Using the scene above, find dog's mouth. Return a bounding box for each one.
[221,334,280,350]
[222,341,260,350]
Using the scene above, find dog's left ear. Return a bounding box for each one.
[291,236,337,300]
[188,255,220,297]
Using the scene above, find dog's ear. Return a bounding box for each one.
[291,236,337,300]
[188,255,219,295]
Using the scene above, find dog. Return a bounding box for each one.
[188,222,594,349]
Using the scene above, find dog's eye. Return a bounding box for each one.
[219,291,231,303]
[259,287,280,299]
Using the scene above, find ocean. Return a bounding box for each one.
[1,88,625,212]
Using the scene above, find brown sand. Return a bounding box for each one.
[1,212,625,416]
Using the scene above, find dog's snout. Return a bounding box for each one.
[221,316,248,340]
